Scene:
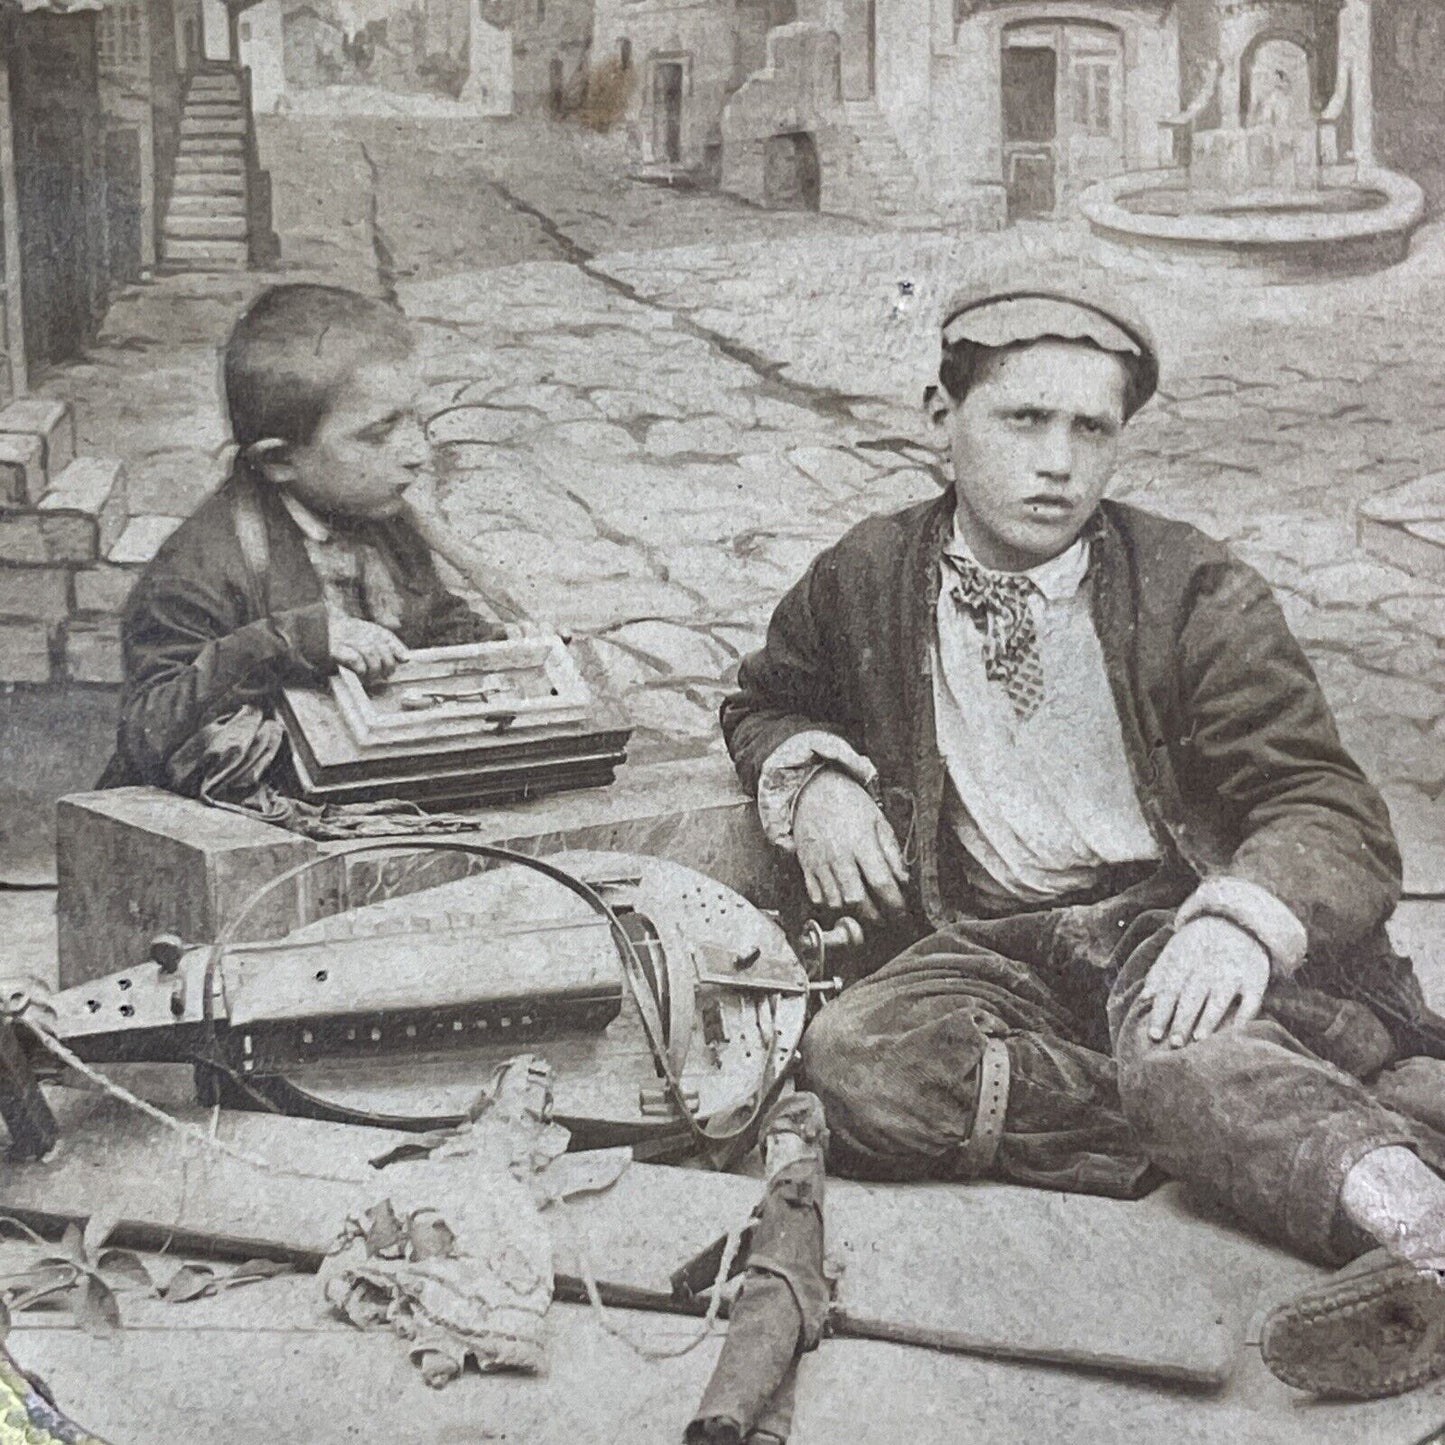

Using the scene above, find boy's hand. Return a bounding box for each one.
[792,769,909,923]
[1140,916,1270,1049]
[329,616,409,680]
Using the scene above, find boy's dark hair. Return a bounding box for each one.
[223,284,415,451]
[937,338,1153,420]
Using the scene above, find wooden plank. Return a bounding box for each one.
[554,1161,1327,1389]
[0,1090,1311,1389]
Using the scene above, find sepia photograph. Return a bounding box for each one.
[0,0,1443,1438]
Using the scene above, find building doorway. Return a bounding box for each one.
[549,58,565,114]
[652,60,684,162]
[1001,21,1125,219]
[763,132,821,209]
[9,12,106,371]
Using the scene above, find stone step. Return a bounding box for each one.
[171,169,246,195]
[0,621,54,685]
[166,191,247,216]
[61,617,124,685]
[107,514,183,568]
[175,152,246,175]
[164,213,248,241]
[179,135,244,157]
[181,113,246,137]
[187,73,242,93]
[38,457,129,562]
[160,237,250,269]
[0,563,70,625]
[185,99,243,115]
[0,398,76,500]
[73,561,141,617]
[0,431,47,507]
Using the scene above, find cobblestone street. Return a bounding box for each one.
[23,115,1445,885]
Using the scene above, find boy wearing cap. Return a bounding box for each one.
[100,283,507,796]
[721,278,1445,1398]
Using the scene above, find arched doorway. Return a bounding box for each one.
[1242,36,1313,127]
[763,132,821,209]
[1001,20,1125,219]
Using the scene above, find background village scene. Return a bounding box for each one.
[0,0,1443,1438]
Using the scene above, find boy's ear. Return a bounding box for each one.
[244,438,296,484]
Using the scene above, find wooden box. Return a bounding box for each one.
[278,637,632,808]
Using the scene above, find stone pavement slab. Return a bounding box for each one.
[7,1260,1445,1445]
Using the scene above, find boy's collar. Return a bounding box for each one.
[942,515,1092,601]
[279,490,336,544]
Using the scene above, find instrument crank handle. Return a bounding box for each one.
[797,915,864,977]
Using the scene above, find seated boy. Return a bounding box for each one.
[100,283,506,796]
[721,276,1445,1399]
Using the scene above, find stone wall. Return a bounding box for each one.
[1373,0,1445,208]
[0,397,171,690]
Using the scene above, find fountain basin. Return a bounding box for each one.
[1077,166,1425,279]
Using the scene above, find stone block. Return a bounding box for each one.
[0,432,44,506]
[62,617,124,685]
[40,457,129,559]
[0,511,95,566]
[0,565,70,623]
[107,514,182,566]
[56,789,320,988]
[0,397,75,497]
[0,619,53,683]
[73,562,139,617]
[55,758,800,990]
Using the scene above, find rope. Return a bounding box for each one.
[19,1021,363,1187]
[573,1225,744,1361]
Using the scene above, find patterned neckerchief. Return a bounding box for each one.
[942,552,1045,719]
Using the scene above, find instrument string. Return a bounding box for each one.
[18,1021,364,1187]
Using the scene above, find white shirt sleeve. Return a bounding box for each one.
[755,730,880,853]
[1175,875,1310,979]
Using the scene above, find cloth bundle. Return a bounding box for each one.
[320,1057,573,1388]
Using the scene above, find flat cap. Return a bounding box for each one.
[940,273,1159,413]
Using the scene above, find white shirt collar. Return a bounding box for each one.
[943,518,1090,602]
[279,490,334,544]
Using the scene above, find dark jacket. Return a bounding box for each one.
[722,492,1443,1053]
[100,465,502,790]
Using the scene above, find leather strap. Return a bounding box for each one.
[954,1035,1011,1178]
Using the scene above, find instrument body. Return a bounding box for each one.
[32,849,812,1158]
[278,640,631,806]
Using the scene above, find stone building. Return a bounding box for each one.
[1373,0,1445,206]
[510,0,591,115]
[590,0,776,174]
[714,0,1413,225]
[96,0,195,281]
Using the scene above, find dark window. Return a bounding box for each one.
[619,37,632,69]
[1001,45,1056,143]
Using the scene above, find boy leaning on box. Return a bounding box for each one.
[99,283,516,801]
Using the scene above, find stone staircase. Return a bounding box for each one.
[162,68,256,271]
[832,99,938,227]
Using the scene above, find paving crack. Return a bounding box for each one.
[359,141,400,306]
[485,179,875,430]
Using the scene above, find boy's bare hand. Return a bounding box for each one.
[1140,916,1270,1049]
[329,616,409,680]
[792,770,909,923]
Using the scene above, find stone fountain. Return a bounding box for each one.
[1077,0,1423,277]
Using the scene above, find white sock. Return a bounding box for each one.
[1341,1145,1445,1273]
